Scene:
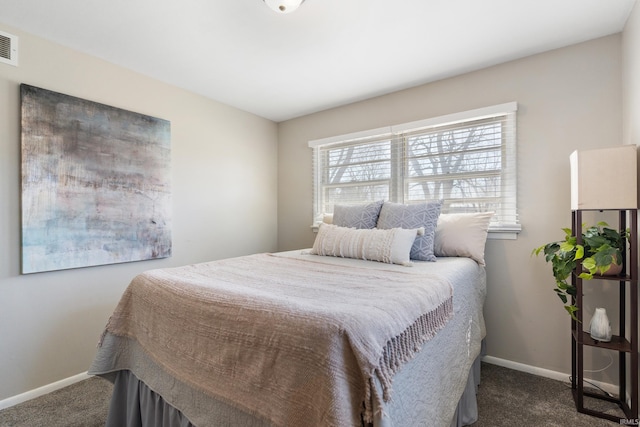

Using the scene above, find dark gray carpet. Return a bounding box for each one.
[472,363,623,426]
[0,363,627,426]
[0,376,111,427]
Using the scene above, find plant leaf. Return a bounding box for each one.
[565,305,579,321]
[560,241,575,252]
[582,256,596,272]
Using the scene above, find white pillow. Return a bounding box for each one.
[434,212,494,266]
[311,223,424,266]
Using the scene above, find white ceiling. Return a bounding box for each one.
[0,0,636,122]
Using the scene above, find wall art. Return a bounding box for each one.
[20,84,171,273]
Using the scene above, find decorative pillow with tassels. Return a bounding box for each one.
[311,223,424,266]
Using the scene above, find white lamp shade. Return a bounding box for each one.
[570,145,638,210]
[264,0,305,14]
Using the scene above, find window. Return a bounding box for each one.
[309,102,520,238]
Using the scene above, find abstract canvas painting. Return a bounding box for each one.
[20,84,172,274]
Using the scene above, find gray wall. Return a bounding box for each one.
[0,25,278,400]
[277,34,623,382]
[624,0,640,149]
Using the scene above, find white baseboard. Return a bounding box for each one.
[482,355,619,396]
[0,371,91,411]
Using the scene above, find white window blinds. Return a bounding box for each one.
[309,102,520,235]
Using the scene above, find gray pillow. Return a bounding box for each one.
[376,200,443,261]
[332,200,384,229]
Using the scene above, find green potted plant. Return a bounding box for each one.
[532,221,628,320]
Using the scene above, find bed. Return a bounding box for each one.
[89,205,490,427]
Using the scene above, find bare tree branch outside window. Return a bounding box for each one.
[406,120,502,213]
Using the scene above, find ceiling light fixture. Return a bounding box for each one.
[263,0,305,14]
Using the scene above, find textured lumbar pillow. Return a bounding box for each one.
[310,223,424,266]
[332,200,384,229]
[434,212,494,266]
[376,200,443,261]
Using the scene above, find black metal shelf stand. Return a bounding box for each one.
[571,209,638,423]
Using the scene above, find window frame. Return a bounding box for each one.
[309,102,520,240]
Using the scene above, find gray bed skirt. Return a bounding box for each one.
[100,341,485,427]
[449,340,485,427]
[107,370,193,427]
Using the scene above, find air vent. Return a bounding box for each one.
[0,30,18,66]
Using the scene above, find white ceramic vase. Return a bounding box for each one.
[589,307,612,342]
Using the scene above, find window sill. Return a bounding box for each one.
[487,224,521,240]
